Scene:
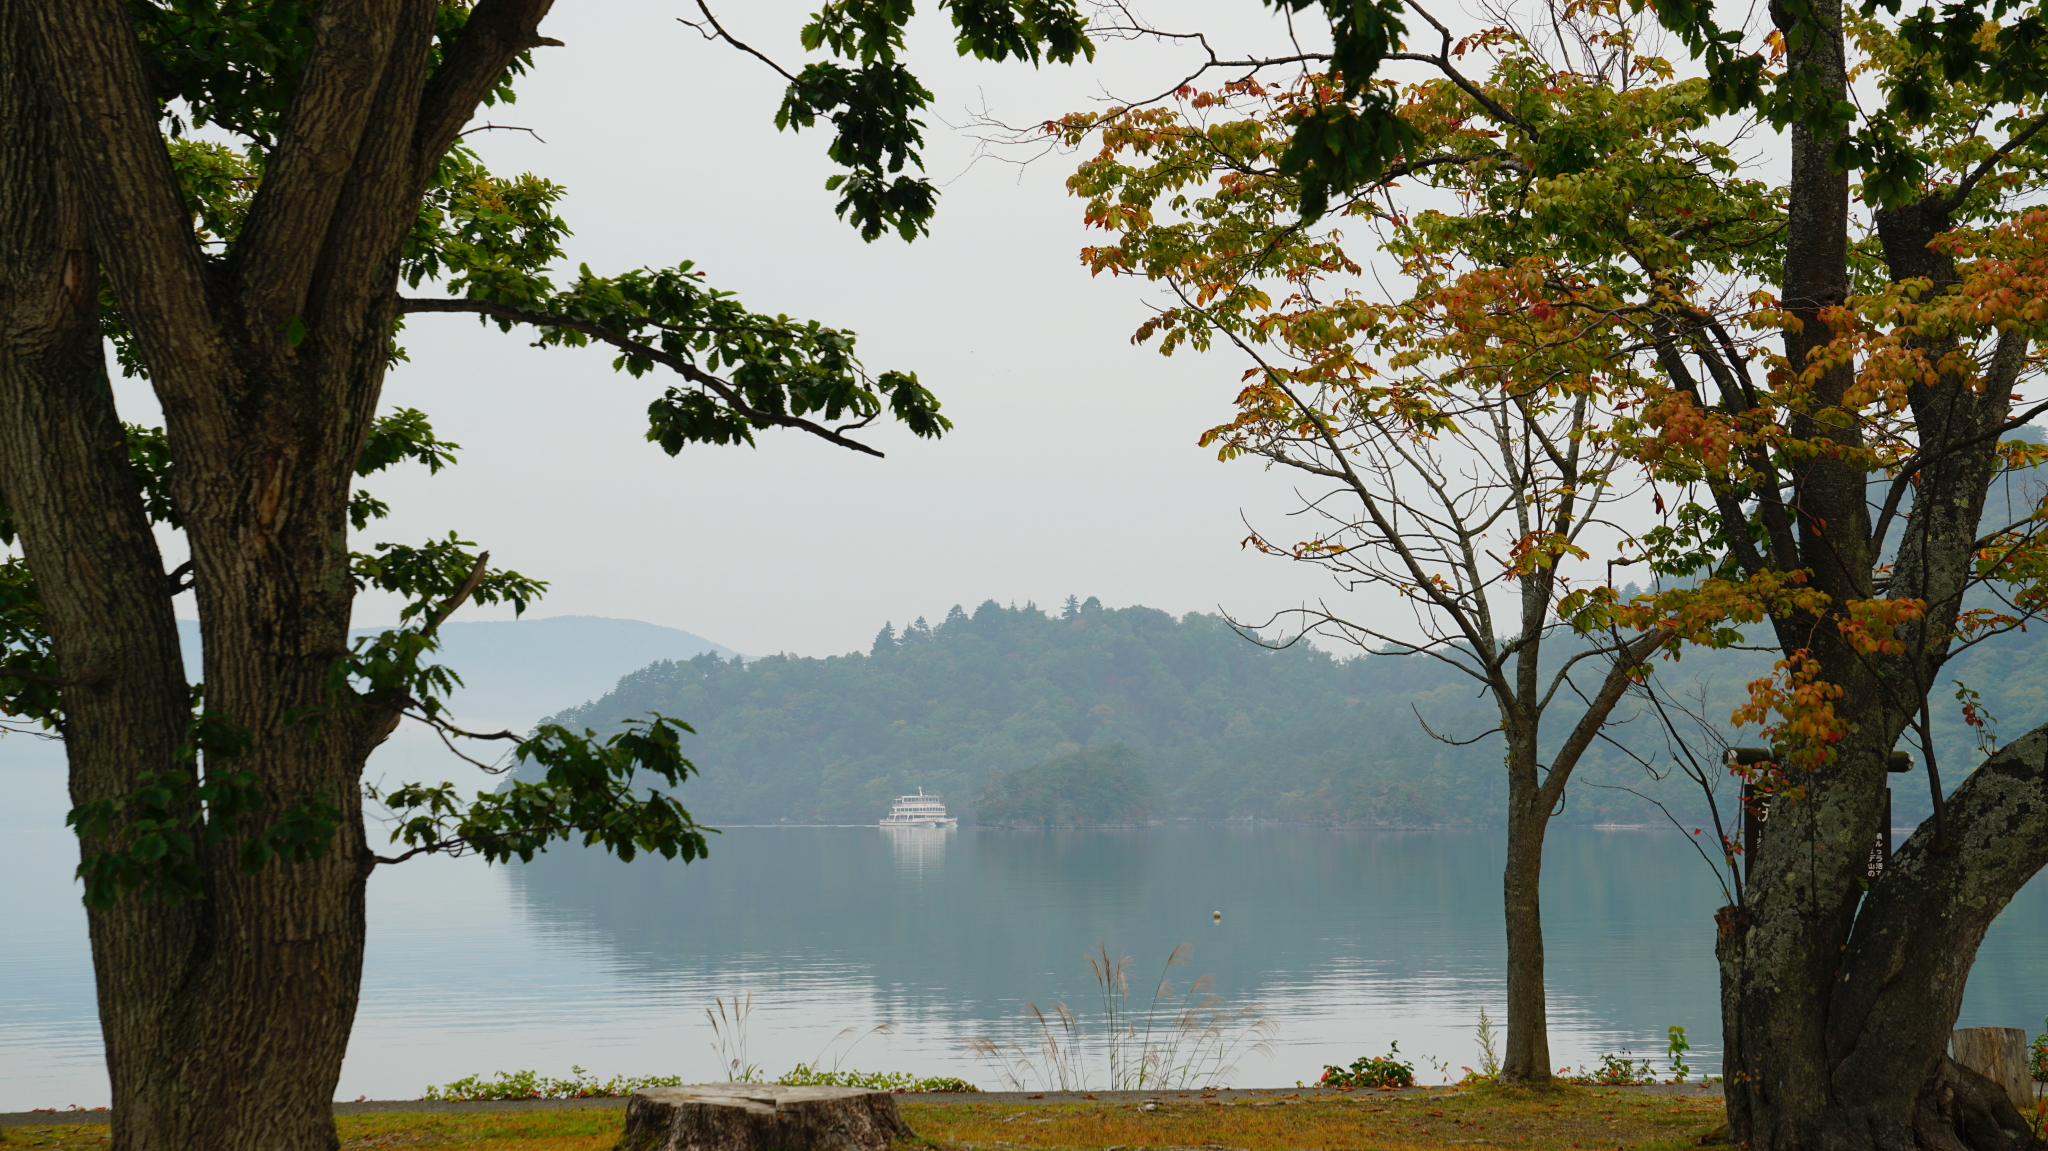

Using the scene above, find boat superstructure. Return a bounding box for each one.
[879,788,957,827]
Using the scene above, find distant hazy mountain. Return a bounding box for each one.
[353,615,741,730]
[508,599,1529,826]
[165,615,740,731]
[0,616,739,830]
[504,597,2047,828]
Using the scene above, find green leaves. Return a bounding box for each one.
[349,409,460,529]
[771,0,1093,241]
[0,556,60,731]
[403,146,571,306]
[780,60,939,241]
[67,694,340,908]
[338,532,542,721]
[369,715,713,865]
[128,0,319,146]
[949,0,1093,64]
[432,255,950,454]
[1265,0,1421,221]
[1277,90,1425,223]
[69,768,343,907]
[128,0,526,149]
[351,534,545,627]
[355,408,460,478]
[1636,0,2048,208]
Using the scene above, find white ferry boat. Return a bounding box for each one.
[879,788,957,827]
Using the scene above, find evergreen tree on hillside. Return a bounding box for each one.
[976,744,1151,826]
[871,622,897,656]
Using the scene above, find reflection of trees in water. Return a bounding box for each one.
[495,828,2048,1070]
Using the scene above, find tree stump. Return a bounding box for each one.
[615,1084,912,1151]
[1951,1028,2034,1112]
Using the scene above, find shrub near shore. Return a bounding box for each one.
[420,1067,975,1101]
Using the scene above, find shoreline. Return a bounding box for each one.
[0,1083,1737,1127]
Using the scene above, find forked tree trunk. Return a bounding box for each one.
[1708,0,2048,1144]
[1721,729,2048,1151]
[0,4,556,1149]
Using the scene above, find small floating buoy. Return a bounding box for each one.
[1212,910,1222,922]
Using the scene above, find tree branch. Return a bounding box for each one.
[1534,628,1663,817]
[421,550,490,638]
[234,0,408,313]
[18,3,235,400]
[413,0,562,182]
[1387,2,1533,133]
[397,296,887,457]
[680,2,800,84]
[1942,110,2048,211]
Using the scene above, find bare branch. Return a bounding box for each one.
[680,2,800,85]
[457,122,548,143]
[1412,702,1500,746]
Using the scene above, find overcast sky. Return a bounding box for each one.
[302,1,1365,657]
[87,2,1801,661]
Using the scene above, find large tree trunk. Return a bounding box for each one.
[1721,726,2048,1151]
[1713,0,2048,1142]
[0,11,204,1147]
[0,4,554,1148]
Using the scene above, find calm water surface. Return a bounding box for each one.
[3,825,2043,1109]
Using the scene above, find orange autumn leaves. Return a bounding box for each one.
[1061,15,2048,790]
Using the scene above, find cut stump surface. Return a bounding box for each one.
[1952,1027,2035,1113]
[615,1084,911,1151]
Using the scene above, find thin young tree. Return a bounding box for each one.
[1052,0,2048,1139]
[1047,8,1761,1078]
[1228,366,1665,1085]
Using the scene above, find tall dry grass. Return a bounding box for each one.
[706,992,761,1083]
[967,943,1275,1091]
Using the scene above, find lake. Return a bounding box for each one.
[3,824,2043,1109]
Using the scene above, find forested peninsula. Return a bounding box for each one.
[513,597,2044,827]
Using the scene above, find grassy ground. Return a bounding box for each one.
[906,1087,1725,1151]
[0,1110,623,1151]
[0,1086,1726,1151]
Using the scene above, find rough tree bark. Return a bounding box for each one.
[0,3,557,1149]
[1713,0,2048,1145]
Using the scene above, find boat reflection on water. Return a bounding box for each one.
[881,823,951,877]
